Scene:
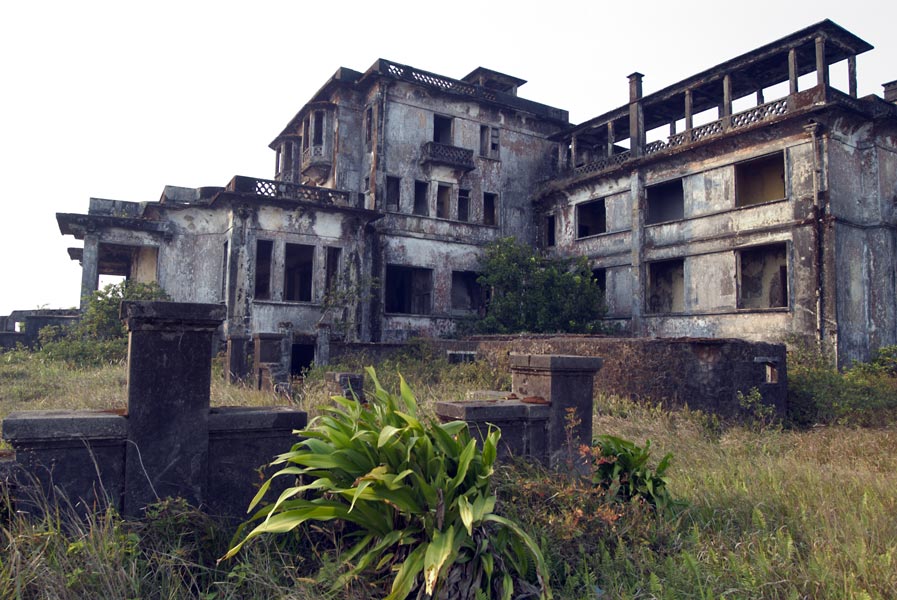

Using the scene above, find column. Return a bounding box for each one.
[848,56,857,98]
[120,301,225,517]
[684,89,694,132]
[722,73,733,127]
[80,234,100,309]
[788,48,799,95]
[628,73,645,157]
[815,36,829,88]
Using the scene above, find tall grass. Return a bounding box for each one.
[2,347,897,598]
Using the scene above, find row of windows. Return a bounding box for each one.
[645,243,788,314]
[381,177,498,225]
[384,266,485,315]
[253,240,341,303]
[546,152,786,245]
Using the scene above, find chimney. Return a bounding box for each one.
[884,80,897,104]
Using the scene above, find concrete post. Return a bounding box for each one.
[628,73,645,157]
[226,335,250,383]
[509,354,603,468]
[815,36,829,89]
[316,322,331,366]
[80,234,100,309]
[788,48,799,95]
[120,301,225,517]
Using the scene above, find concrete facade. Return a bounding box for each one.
[55,20,897,371]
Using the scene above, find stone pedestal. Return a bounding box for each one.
[120,301,225,517]
[509,354,603,467]
[226,335,250,383]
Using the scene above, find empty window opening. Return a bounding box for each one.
[290,343,316,376]
[765,362,779,384]
[457,189,470,222]
[413,181,429,216]
[545,214,556,247]
[282,142,293,174]
[738,243,788,309]
[284,243,314,302]
[648,259,685,314]
[577,199,607,238]
[436,184,452,219]
[313,111,325,146]
[451,271,484,311]
[483,192,497,226]
[386,176,401,212]
[325,247,341,293]
[357,192,365,208]
[433,115,453,144]
[646,180,684,224]
[480,125,499,158]
[736,152,785,207]
[385,265,433,315]
[592,268,606,293]
[254,240,273,300]
[302,117,310,150]
[364,106,373,148]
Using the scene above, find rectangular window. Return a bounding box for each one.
[386,176,401,212]
[577,199,607,238]
[436,184,452,219]
[325,247,342,293]
[254,240,273,300]
[364,106,373,148]
[451,271,484,311]
[592,268,606,293]
[736,152,785,207]
[483,192,497,226]
[646,180,684,224]
[545,214,556,247]
[284,243,314,302]
[738,243,788,309]
[433,114,453,144]
[648,259,684,314]
[479,125,499,158]
[413,181,429,216]
[458,189,470,222]
[313,111,325,146]
[385,265,433,315]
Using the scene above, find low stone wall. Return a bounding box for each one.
[471,335,787,418]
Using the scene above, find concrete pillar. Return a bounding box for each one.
[226,335,251,383]
[684,89,693,132]
[815,36,829,88]
[80,234,100,309]
[606,121,615,157]
[315,322,331,366]
[509,354,603,468]
[120,301,225,517]
[848,56,857,98]
[628,73,645,157]
[788,48,799,95]
[722,73,733,127]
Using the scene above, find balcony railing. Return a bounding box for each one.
[226,176,351,207]
[420,141,476,171]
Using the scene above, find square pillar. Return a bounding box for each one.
[80,234,100,309]
[226,335,251,383]
[120,301,225,517]
[509,354,602,468]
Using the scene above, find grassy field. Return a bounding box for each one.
[1,348,896,598]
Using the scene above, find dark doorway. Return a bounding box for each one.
[290,343,315,376]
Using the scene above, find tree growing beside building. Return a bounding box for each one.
[473,237,605,334]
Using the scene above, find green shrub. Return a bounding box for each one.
[224,367,552,599]
[37,281,169,367]
[471,237,606,334]
[588,435,674,512]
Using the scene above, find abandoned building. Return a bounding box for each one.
[52,20,897,375]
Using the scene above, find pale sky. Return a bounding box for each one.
[1,0,894,315]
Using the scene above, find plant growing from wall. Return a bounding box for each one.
[472,237,606,334]
[223,367,552,599]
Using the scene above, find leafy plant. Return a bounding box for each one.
[36,281,169,366]
[471,237,606,334]
[223,367,552,599]
[737,387,778,432]
[588,435,674,512]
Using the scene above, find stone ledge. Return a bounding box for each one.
[120,301,226,331]
[436,400,549,422]
[3,410,127,443]
[208,406,307,432]
[509,353,603,372]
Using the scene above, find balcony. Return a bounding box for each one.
[301,144,331,182]
[420,141,476,172]
[226,176,351,207]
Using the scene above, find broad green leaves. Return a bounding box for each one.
[224,368,552,599]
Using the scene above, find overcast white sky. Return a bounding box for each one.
[1,0,893,315]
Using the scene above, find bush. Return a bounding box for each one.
[37,281,169,367]
[471,237,606,334]
[224,367,552,599]
[588,435,675,512]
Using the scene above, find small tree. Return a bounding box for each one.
[39,281,169,366]
[473,237,606,334]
